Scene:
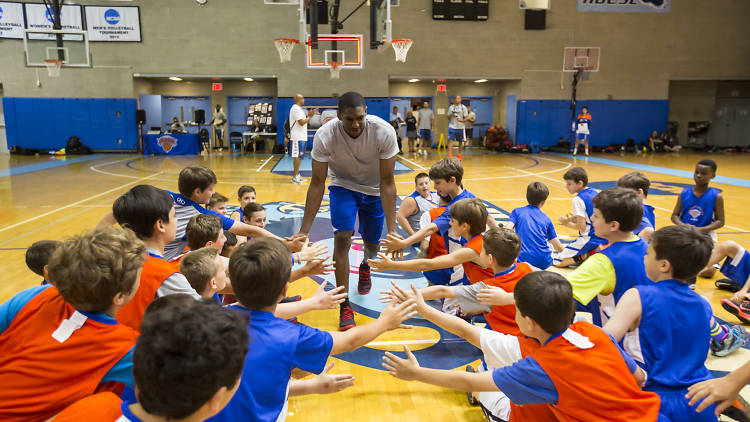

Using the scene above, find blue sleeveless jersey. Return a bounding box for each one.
[577,187,607,245]
[635,204,656,236]
[680,187,720,228]
[600,238,649,302]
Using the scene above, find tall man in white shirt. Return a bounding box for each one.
[297,92,399,331]
[289,94,319,183]
[447,96,467,154]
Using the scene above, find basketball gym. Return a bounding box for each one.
[1,1,749,421]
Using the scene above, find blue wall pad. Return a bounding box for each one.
[272,155,413,177]
[516,99,669,147]
[0,154,109,179]
[3,97,138,151]
[549,153,750,188]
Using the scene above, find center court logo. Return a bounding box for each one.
[157,135,178,153]
[104,9,120,25]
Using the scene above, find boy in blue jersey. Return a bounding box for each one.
[25,239,61,286]
[553,167,607,268]
[506,182,563,270]
[565,187,649,326]
[209,238,416,422]
[573,106,591,156]
[618,171,656,242]
[707,240,750,323]
[180,247,228,302]
[206,192,229,216]
[671,159,725,278]
[185,214,227,255]
[604,225,746,422]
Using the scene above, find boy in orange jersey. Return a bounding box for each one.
[384,228,532,336]
[52,294,250,422]
[0,228,145,422]
[418,197,451,286]
[112,185,203,330]
[370,198,493,314]
[383,271,670,422]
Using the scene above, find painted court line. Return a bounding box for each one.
[256,156,275,172]
[397,155,427,171]
[0,154,112,178]
[549,153,750,188]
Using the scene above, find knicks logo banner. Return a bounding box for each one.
[157,135,178,153]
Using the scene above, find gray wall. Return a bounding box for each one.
[1,0,749,127]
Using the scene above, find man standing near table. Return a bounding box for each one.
[297,91,399,331]
[289,94,318,184]
[208,104,227,149]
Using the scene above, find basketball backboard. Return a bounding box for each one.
[24,29,90,67]
[370,0,392,50]
[306,34,363,69]
[563,47,600,72]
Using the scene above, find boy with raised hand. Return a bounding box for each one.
[209,238,417,422]
[0,228,145,421]
[671,159,725,279]
[52,295,250,422]
[565,187,650,326]
[506,182,563,270]
[25,239,61,285]
[617,171,656,242]
[553,166,607,268]
[382,271,666,422]
[603,225,744,421]
[371,198,494,314]
[111,185,203,330]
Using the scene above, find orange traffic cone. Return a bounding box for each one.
[458,151,462,160]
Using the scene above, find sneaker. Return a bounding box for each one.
[358,262,372,295]
[465,365,478,406]
[291,175,304,184]
[722,299,750,325]
[573,150,578,156]
[339,305,356,331]
[280,295,302,303]
[716,279,742,293]
[711,324,748,357]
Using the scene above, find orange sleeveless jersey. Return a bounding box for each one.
[509,336,559,422]
[52,392,123,422]
[426,206,447,259]
[462,234,494,284]
[0,287,136,422]
[482,262,533,336]
[532,322,661,422]
[116,254,178,331]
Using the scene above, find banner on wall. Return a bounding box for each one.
[24,3,83,31]
[85,6,141,42]
[578,0,670,13]
[0,2,25,39]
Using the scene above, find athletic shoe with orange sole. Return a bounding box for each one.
[722,299,750,325]
[339,305,356,331]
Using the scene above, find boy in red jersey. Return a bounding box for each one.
[0,228,145,421]
[383,271,670,422]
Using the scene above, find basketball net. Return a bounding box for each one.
[391,39,413,63]
[43,59,62,77]
[329,62,342,79]
[274,38,298,63]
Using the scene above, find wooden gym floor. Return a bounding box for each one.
[1,149,749,421]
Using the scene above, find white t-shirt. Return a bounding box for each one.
[289,104,307,141]
[311,115,399,196]
[465,111,476,129]
[417,108,434,130]
[448,104,467,129]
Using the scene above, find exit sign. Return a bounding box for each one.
[212,83,223,91]
[437,84,447,92]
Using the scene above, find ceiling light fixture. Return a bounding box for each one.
[169,76,182,81]
[408,78,419,83]
[474,79,488,83]
[244,77,254,82]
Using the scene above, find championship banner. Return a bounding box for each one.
[578,0,670,13]
[84,6,141,42]
[24,3,83,31]
[0,2,24,39]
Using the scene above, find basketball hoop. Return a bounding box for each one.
[391,39,413,62]
[43,59,62,77]
[329,62,342,79]
[273,38,299,63]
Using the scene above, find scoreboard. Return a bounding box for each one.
[432,0,489,21]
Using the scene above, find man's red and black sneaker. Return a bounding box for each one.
[339,305,356,331]
[358,262,372,295]
[721,298,750,325]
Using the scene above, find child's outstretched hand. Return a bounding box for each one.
[477,286,514,307]
[307,362,355,394]
[378,300,417,330]
[368,252,395,271]
[379,281,417,305]
[382,345,421,381]
[285,233,308,253]
[302,258,335,277]
[382,233,407,260]
[311,283,347,310]
[298,241,328,262]
[731,290,750,302]
[558,213,573,225]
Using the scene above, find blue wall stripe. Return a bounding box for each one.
[0,155,109,179]
[549,153,750,188]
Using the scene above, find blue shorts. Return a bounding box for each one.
[448,128,465,141]
[720,247,750,288]
[576,133,590,141]
[423,268,453,286]
[290,139,306,158]
[328,185,384,244]
[647,387,717,422]
[419,129,432,141]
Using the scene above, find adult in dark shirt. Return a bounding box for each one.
[405,110,418,152]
